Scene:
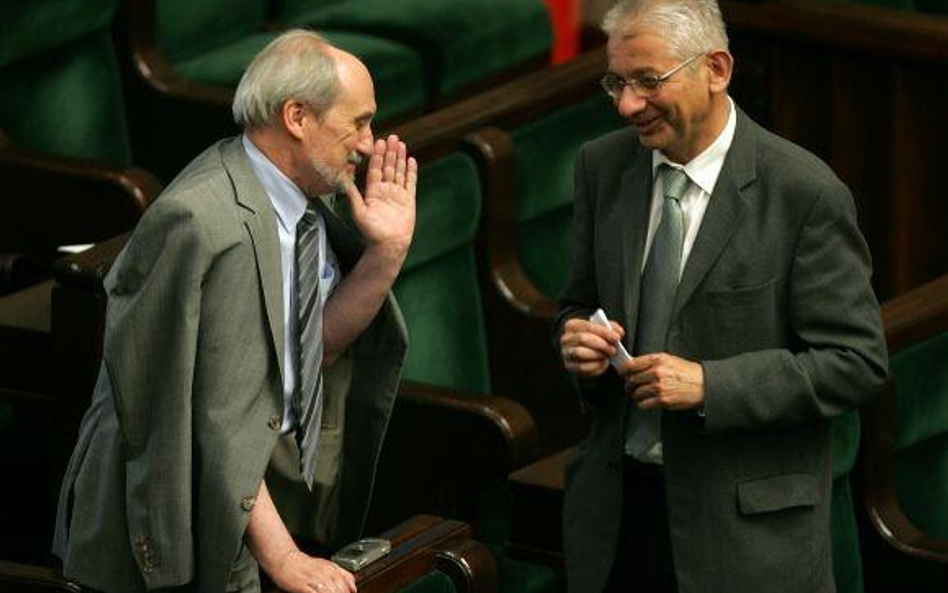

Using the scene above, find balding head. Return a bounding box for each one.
[232,29,341,130]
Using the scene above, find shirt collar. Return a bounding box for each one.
[651,96,737,196]
[242,134,308,233]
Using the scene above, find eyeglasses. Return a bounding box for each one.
[600,53,704,100]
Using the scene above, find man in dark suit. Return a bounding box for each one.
[554,1,888,592]
[53,31,415,593]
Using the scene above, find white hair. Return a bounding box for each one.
[232,29,340,130]
[602,0,729,60]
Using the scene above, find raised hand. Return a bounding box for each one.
[343,134,417,263]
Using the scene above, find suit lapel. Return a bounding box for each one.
[620,155,654,344]
[672,110,758,318]
[221,138,286,384]
[310,195,364,272]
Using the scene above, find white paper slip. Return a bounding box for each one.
[588,308,632,369]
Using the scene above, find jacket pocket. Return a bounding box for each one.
[737,473,819,515]
[702,277,777,307]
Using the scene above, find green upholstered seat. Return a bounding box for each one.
[829,411,864,593]
[156,0,427,123]
[892,331,948,538]
[0,0,115,66]
[394,571,456,593]
[0,0,131,165]
[510,96,625,299]
[279,0,553,96]
[393,152,558,593]
[394,152,490,394]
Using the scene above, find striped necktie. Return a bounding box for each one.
[625,164,689,461]
[296,202,325,489]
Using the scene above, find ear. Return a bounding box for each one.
[706,50,733,94]
[281,99,309,141]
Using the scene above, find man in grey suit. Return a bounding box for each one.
[53,30,416,593]
[555,1,888,592]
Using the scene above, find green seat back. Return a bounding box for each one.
[0,1,131,164]
[0,0,115,66]
[158,0,265,64]
[893,331,948,538]
[511,96,625,299]
[393,152,490,394]
[157,1,426,124]
[282,0,553,95]
[829,411,864,593]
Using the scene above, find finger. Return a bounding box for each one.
[405,156,418,196]
[342,178,366,219]
[395,141,407,187]
[571,359,610,377]
[626,368,657,387]
[631,384,659,404]
[344,569,357,593]
[609,320,626,339]
[626,353,659,373]
[572,332,618,358]
[367,139,385,187]
[383,135,398,182]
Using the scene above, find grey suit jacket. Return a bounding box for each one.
[555,108,888,593]
[53,138,407,593]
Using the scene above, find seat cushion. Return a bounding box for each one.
[173,30,426,123]
[284,0,553,95]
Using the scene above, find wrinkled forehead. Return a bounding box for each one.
[607,31,676,71]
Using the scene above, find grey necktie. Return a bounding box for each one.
[625,164,689,460]
[296,203,325,489]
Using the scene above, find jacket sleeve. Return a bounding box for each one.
[554,145,608,405]
[702,180,889,432]
[102,197,211,588]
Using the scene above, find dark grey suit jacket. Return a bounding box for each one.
[53,138,407,593]
[555,108,888,593]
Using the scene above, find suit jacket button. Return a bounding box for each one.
[241,496,256,511]
[268,415,282,431]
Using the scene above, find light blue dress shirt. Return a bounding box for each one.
[242,135,340,433]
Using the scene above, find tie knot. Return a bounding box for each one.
[299,203,319,231]
[659,165,690,201]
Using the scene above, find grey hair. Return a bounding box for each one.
[232,29,340,130]
[601,0,729,60]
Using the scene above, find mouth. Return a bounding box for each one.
[633,113,664,136]
[348,151,366,174]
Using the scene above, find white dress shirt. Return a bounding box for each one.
[242,135,340,433]
[632,98,737,463]
[643,97,737,276]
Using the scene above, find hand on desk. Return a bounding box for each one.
[271,549,356,593]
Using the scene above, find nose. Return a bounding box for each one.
[357,124,374,154]
[616,86,647,118]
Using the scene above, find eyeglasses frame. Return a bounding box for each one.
[600,53,705,100]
